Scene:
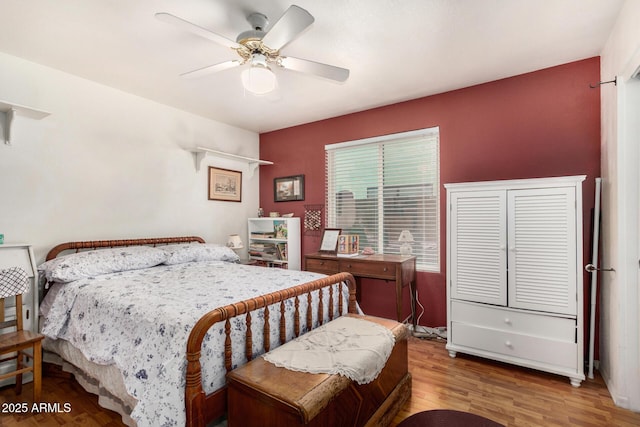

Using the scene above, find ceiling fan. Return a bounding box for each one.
[155,5,349,95]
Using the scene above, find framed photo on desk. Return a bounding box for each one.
[319,228,341,254]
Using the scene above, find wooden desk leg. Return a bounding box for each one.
[395,279,403,323]
[355,276,362,303]
[410,280,417,329]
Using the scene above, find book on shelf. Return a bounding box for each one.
[275,243,288,261]
[274,223,288,239]
[251,231,276,239]
[252,260,287,269]
[249,241,288,261]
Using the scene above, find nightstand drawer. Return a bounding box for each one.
[339,260,396,280]
[305,258,339,274]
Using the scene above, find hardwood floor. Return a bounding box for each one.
[1,336,639,426]
[391,337,640,427]
[0,367,123,427]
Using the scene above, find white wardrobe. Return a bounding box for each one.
[445,175,586,387]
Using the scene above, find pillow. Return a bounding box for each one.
[38,246,169,283]
[163,243,240,265]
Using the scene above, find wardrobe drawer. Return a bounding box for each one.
[451,322,578,370]
[451,300,575,342]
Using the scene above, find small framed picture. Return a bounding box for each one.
[274,175,305,202]
[319,228,341,254]
[208,167,242,202]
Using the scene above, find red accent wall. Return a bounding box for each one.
[259,58,601,332]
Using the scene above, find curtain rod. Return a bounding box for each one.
[589,77,617,88]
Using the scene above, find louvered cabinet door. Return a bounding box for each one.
[507,187,577,315]
[450,190,507,306]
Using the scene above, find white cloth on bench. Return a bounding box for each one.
[263,316,395,384]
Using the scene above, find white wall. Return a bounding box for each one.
[0,52,259,264]
[599,0,640,412]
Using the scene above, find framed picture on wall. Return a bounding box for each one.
[208,167,242,202]
[274,175,305,202]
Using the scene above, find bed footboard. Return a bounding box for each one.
[185,272,358,427]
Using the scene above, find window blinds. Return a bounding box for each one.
[325,127,440,271]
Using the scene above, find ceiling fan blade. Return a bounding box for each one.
[155,12,240,49]
[261,5,314,50]
[180,60,242,79]
[280,56,349,82]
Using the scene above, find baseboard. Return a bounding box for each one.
[599,363,632,410]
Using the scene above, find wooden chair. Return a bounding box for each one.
[0,266,44,402]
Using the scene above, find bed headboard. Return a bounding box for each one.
[45,236,206,261]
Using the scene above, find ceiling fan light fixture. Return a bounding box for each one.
[158,6,349,93]
[241,53,276,95]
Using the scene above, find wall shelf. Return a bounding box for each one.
[189,146,273,174]
[0,99,51,145]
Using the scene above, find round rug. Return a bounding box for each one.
[397,409,504,427]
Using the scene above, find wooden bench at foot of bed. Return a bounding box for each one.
[226,314,412,427]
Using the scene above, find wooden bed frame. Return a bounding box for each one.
[45,236,207,259]
[44,237,358,427]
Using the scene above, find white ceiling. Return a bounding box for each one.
[0,0,625,133]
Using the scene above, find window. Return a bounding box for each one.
[325,127,440,271]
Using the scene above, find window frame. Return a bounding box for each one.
[325,127,440,272]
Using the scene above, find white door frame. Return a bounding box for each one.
[617,55,640,411]
[636,79,640,412]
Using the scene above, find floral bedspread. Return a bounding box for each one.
[41,261,336,427]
